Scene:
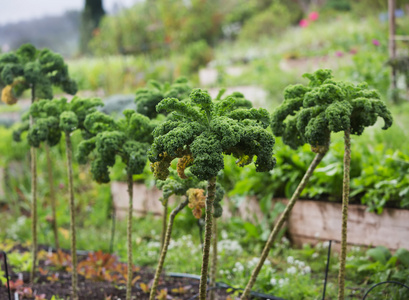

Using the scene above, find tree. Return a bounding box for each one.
[241,69,393,300]
[25,96,102,300]
[80,0,105,54]
[0,43,77,282]
[149,89,275,300]
[78,109,154,300]
[149,169,224,299]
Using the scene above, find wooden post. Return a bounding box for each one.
[389,0,397,102]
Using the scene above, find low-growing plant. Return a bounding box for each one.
[149,89,275,299]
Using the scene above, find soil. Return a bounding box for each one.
[0,245,242,300]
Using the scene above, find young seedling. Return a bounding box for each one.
[78,109,154,300]
[25,96,102,300]
[149,89,275,300]
[242,69,393,300]
[149,169,224,300]
[0,44,77,281]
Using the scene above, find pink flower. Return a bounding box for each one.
[335,51,344,57]
[372,39,380,46]
[349,48,358,55]
[59,183,65,189]
[299,19,309,28]
[309,11,319,21]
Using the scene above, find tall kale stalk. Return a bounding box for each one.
[241,69,392,299]
[0,44,77,281]
[25,97,102,299]
[78,110,154,300]
[61,113,79,299]
[45,143,59,250]
[149,89,275,299]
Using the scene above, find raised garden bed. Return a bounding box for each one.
[112,182,409,251]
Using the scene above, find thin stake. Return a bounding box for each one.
[1,251,12,300]
[322,240,332,300]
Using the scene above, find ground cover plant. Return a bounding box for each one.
[0,43,77,282]
[149,88,275,299]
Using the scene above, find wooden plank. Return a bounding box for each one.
[281,199,409,251]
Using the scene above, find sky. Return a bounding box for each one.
[0,0,139,25]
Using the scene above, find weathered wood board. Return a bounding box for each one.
[283,199,409,251]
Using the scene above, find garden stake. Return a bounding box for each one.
[45,143,60,251]
[109,204,116,253]
[149,89,274,300]
[1,251,12,300]
[241,150,327,299]
[149,198,189,300]
[322,240,332,300]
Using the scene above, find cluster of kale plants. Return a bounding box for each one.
[1,43,394,300]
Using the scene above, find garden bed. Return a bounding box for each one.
[112,182,409,251]
[0,245,237,300]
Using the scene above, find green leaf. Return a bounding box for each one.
[394,248,409,268]
[366,246,391,264]
[243,222,259,238]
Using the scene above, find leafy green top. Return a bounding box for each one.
[149,89,275,181]
[16,96,103,148]
[0,44,77,102]
[77,109,155,183]
[135,77,192,119]
[271,69,393,153]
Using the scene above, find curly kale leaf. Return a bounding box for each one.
[149,88,275,182]
[271,69,393,152]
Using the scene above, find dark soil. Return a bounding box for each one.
[0,245,239,300]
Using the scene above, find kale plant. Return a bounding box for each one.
[149,89,275,300]
[78,109,154,300]
[242,69,393,300]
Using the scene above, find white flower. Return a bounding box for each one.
[221,230,228,240]
[234,262,244,272]
[286,266,297,275]
[270,278,277,286]
[278,278,289,287]
[302,266,311,274]
[322,241,330,248]
[312,252,319,258]
[295,260,305,268]
[287,256,294,264]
